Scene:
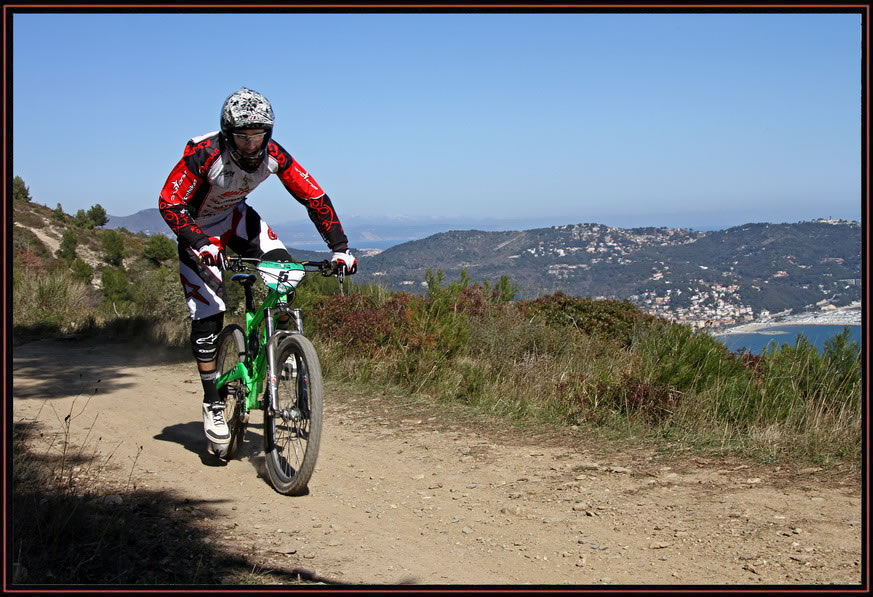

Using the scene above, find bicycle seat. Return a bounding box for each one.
[231,274,257,284]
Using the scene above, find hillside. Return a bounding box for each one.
[19,198,862,329]
[355,220,861,325]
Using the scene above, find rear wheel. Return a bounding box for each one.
[263,334,323,495]
[214,324,247,460]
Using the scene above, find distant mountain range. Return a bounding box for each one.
[106,209,861,319]
[106,208,574,250]
[355,220,861,319]
[106,209,174,238]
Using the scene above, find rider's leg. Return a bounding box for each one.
[191,313,230,445]
[177,233,232,445]
[191,313,224,404]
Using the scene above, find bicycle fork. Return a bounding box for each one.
[263,307,304,415]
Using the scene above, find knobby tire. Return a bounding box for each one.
[263,333,324,495]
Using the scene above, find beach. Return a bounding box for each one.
[716,303,862,335]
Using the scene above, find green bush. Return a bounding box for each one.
[56,229,78,264]
[100,267,134,312]
[822,327,862,391]
[70,258,93,284]
[518,291,658,347]
[142,234,177,266]
[127,262,189,323]
[73,209,94,229]
[100,230,127,266]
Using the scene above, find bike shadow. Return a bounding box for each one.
[237,423,310,495]
[154,422,222,466]
[154,420,287,490]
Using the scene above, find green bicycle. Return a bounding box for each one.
[213,254,342,495]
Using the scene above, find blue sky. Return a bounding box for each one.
[12,11,863,236]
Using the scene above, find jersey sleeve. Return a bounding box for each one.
[157,138,217,249]
[269,140,350,252]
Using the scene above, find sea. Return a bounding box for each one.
[714,324,863,354]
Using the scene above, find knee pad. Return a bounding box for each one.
[190,313,224,362]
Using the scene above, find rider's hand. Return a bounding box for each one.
[195,239,223,267]
[331,250,357,275]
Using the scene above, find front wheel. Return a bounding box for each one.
[263,334,324,495]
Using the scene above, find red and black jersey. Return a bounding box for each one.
[158,131,349,251]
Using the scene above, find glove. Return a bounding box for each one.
[331,250,357,275]
[195,239,223,267]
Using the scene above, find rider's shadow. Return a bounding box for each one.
[154,421,269,474]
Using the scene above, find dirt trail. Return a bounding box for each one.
[12,339,863,586]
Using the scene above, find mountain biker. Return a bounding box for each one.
[158,86,357,450]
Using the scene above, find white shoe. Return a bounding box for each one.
[203,402,230,444]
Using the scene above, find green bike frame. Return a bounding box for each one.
[215,261,306,414]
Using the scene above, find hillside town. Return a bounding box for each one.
[535,220,861,330]
[635,285,862,331]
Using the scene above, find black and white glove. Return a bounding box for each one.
[331,250,357,275]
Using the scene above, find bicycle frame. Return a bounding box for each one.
[216,287,287,415]
[214,257,336,416]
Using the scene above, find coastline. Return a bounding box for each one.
[713,304,862,336]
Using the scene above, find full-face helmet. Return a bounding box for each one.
[220,87,274,172]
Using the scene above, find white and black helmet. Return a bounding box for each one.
[220,87,274,171]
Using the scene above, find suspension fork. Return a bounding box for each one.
[264,307,279,414]
[264,302,307,414]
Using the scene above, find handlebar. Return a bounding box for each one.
[223,255,346,281]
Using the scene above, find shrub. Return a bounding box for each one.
[142,234,177,266]
[312,294,394,349]
[70,258,93,285]
[518,291,658,346]
[13,269,92,332]
[100,267,134,312]
[56,229,78,264]
[100,230,127,266]
[73,209,94,229]
[822,327,862,391]
[13,227,53,271]
[128,263,193,324]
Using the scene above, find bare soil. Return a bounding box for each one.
[11,338,863,587]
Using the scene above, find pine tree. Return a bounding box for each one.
[87,204,109,227]
[13,176,32,202]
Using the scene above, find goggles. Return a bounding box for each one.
[232,131,268,144]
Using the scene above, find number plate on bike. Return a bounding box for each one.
[256,261,305,293]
